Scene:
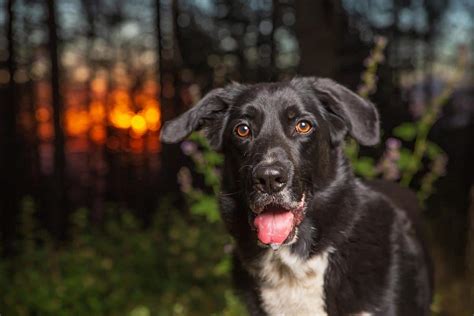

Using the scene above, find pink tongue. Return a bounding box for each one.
[253,211,294,245]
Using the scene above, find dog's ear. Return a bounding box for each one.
[160,83,243,150]
[308,77,380,146]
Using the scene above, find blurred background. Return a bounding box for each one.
[0,0,473,315]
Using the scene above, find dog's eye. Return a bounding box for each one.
[235,124,251,138]
[295,120,313,134]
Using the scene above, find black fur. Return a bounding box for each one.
[161,77,433,315]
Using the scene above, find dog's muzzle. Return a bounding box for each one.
[249,192,306,248]
[252,164,288,194]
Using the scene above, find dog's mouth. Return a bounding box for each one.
[250,195,306,248]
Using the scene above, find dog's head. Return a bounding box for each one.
[161,77,379,249]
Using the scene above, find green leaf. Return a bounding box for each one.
[204,151,224,167]
[189,131,211,150]
[398,148,414,171]
[344,138,359,161]
[393,123,417,141]
[129,305,151,316]
[190,194,220,223]
[353,156,376,179]
[426,141,444,160]
[213,257,231,276]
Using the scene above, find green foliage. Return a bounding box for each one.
[397,148,415,171]
[426,142,443,160]
[352,156,377,179]
[393,122,417,141]
[0,198,244,316]
[188,191,221,223]
[345,36,464,205]
[188,133,223,194]
[184,132,224,223]
[357,36,387,98]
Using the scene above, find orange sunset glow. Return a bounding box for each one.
[35,77,162,151]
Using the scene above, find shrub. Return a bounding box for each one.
[0,197,245,315]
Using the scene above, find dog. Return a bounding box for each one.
[161,77,433,315]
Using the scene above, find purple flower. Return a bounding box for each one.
[386,138,401,150]
[375,138,402,181]
[180,141,198,156]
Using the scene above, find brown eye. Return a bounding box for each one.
[235,124,251,138]
[295,120,312,134]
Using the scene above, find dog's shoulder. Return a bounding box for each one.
[363,179,419,216]
[355,179,422,234]
[363,179,434,306]
[325,179,432,315]
[360,179,430,261]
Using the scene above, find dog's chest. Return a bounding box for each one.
[249,248,330,316]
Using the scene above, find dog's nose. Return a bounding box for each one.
[253,165,288,193]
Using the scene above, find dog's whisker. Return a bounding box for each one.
[220,190,242,197]
[238,164,254,172]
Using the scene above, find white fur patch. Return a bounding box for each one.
[248,247,331,316]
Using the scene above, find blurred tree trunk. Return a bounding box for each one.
[156,0,177,121]
[81,0,104,223]
[295,0,345,78]
[22,5,41,199]
[270,0,278,81]
[466,186,474,307]
[256,0,275,81]
[156,0,182,201]
[47,0,68,238]
[156,0,163,103]
[1,0,19,254]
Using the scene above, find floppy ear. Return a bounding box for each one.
[160,83,243,150]
[308,77,380,146]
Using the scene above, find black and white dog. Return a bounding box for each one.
[161,77,433,315]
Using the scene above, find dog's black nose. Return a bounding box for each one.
[253,165,288,193]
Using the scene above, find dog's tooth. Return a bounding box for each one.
[270,243,281,251]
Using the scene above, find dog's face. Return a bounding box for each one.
[161,77,379,248]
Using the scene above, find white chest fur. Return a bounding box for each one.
[248,248,330,316]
